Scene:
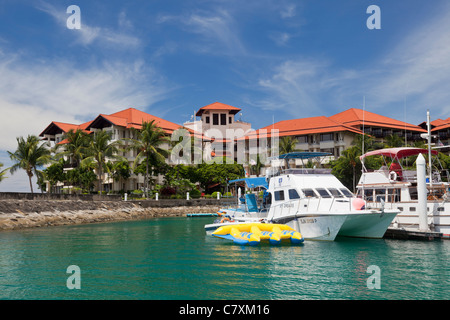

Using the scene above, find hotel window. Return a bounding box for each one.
[297,136,308,143]
[229,116,232,124]
[213,114,219,125]
[320,133,334,142]
[220,113,227,125]
[205,116,210,124]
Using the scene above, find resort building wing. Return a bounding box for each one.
[39,102,444,193]
[329,108,426,141]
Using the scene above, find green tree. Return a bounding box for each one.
[127,120,169,198]
[8,135,51,194]
[196,158,244,193]
[0,162,9,183]
[385,134,404,148]
[43,159,66,193]
[279,136,299,155]
[109,160,131,191]
[54,129,90,168]
[83,130,122,194]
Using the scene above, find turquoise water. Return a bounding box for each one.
[0,217,449,300]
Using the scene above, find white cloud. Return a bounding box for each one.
[36,1,141,48]
[251,3,450,124]
[269,32,292,46]
[358,4,450,122]
[159,8,246,56]
[0,52,171,152]
[251,58,346,118]
[280,4,296,19]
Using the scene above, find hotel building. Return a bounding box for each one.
[40,102,432,192]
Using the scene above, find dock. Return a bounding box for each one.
[384,227,443,241]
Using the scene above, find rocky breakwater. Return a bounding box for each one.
[0,199,222,231]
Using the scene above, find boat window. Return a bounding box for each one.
[339,188,353,198]
[328,188,344,198]
[364,189,374,201]
[409,187,418,200]
[274,190,285,201]
[410,207,416,212]
[387,189,400,203]
[302,188,317,198]
[316,188,331,198]
[375,189,386,202]
[288,189,300,200]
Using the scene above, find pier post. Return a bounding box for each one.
[416,154,429,231]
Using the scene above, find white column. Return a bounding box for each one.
[417,154,429,231]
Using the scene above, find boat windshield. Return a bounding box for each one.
[328,188,344,198]
[302,188,317,198]
[316,188,332,198]
[339,188,353,198]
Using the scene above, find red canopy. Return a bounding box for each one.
[360,147,438,160]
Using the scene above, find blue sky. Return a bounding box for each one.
[1,0,450,191]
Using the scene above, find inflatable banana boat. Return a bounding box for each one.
[212,223,304,246]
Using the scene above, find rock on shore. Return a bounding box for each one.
[0,200,222,231]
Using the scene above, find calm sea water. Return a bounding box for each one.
[0,216,449,300]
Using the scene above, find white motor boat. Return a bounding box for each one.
[206,152,399,241]
[358,147,450,238]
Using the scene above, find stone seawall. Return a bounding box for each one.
[0,199,224,231]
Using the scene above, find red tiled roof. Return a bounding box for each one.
[39,121,92,137]
[86,108,182,134]
[330,108,426,132]
[431,120,450,133]
[195,102,241,117]
[242,116,364,140]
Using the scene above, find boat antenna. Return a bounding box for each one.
[427,109,432,184]
[362,96,365,157]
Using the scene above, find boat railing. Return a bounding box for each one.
[282,168,332,175]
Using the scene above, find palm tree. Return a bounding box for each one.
[279,136,299,155]
[385,134,404,148]
[83,130,122,194]
[0,162,9,183]
[8,135,51,194]
[331,146,361,192]
[54,129,90,168]
[128,120,169,198]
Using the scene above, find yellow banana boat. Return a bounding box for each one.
[212,223,304,246]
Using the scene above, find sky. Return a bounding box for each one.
[1,0,450,191]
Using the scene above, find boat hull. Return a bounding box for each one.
[338,210,399,238]
[273,214,347,241]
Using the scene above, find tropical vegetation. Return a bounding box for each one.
[6,124,447,198]
[8,135,51,193]
[127,120,169,198]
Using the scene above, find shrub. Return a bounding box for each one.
[189,189,201,199]
[211,191,220,198]
[160,186,176,196]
